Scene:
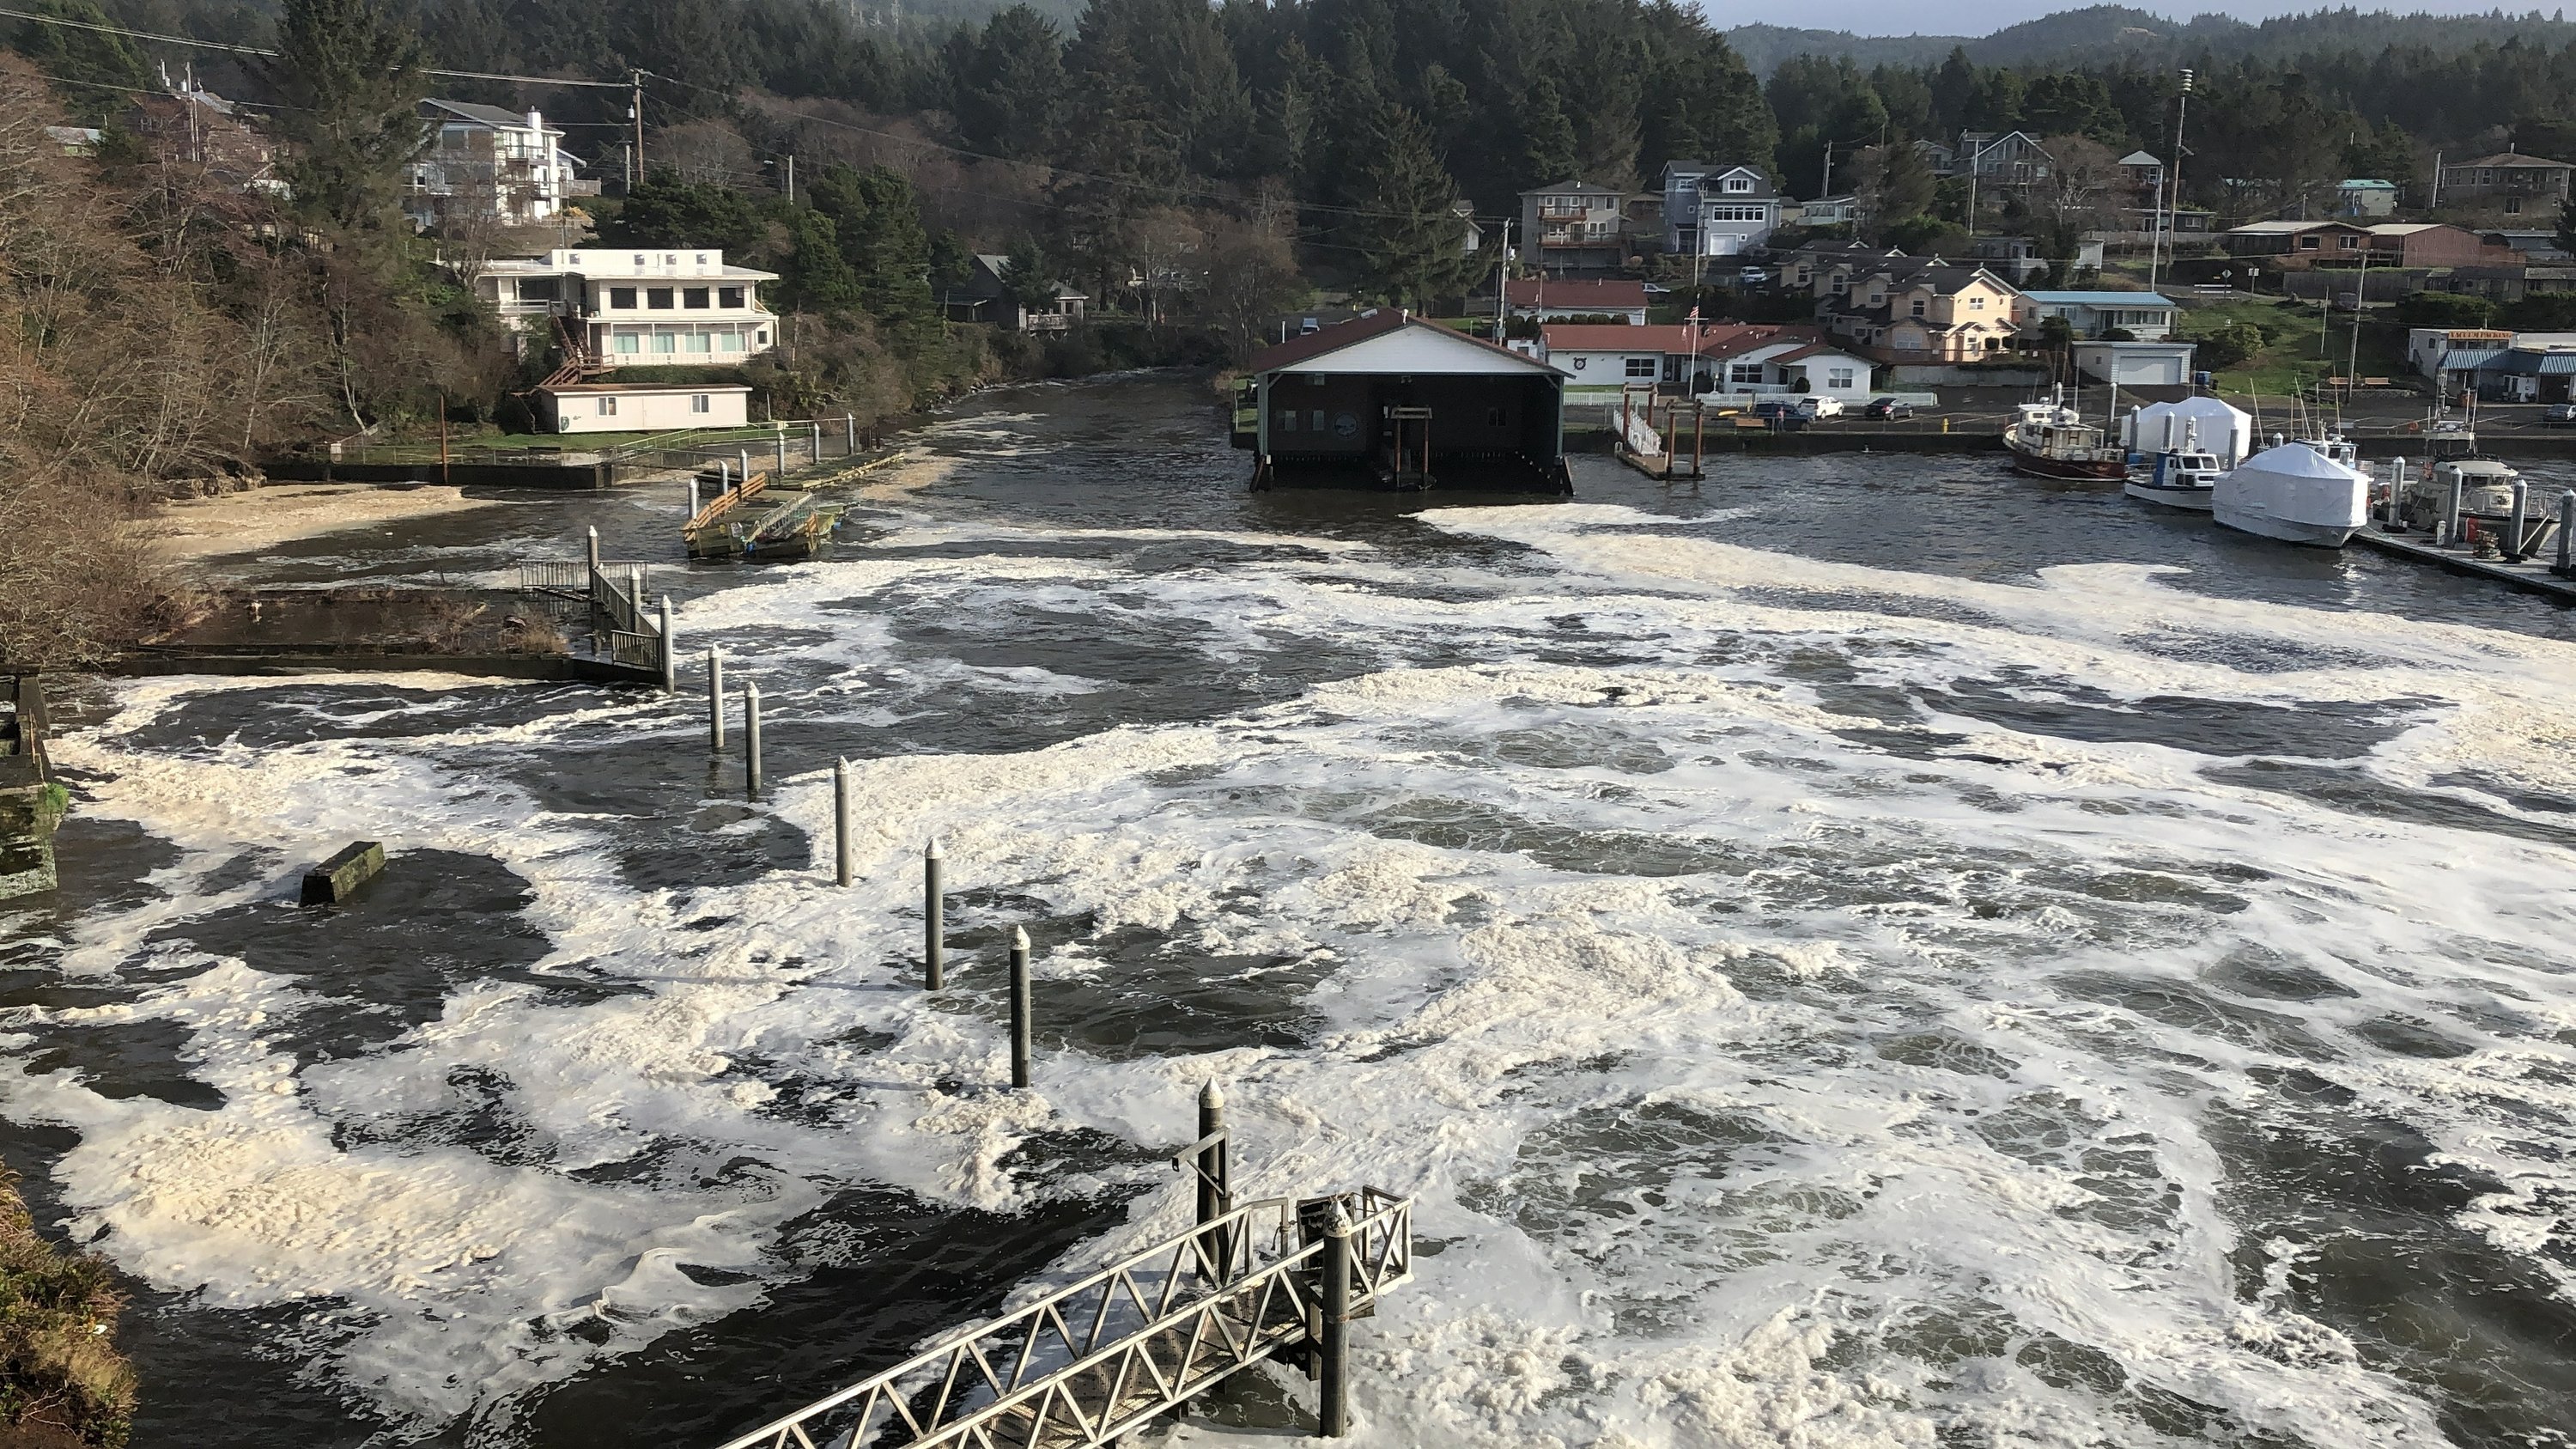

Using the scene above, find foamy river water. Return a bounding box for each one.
[6,374,2576,1447]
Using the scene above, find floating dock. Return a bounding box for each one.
[2352,526,2576,603]
[683,467,832,561]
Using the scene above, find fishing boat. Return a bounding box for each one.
[2213,441,2370,546]
[2004,394,2126,480]
[2124,424,2224,511]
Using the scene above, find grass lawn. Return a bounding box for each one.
[2175,294,2415,401]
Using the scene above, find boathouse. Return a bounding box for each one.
[1240,310,1570,492]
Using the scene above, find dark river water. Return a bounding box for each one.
[6,373,2576,1447]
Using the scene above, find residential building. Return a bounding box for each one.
[2365,223,2515,269]
[125,72,284,194]
[536,383,752,433]
[2117,151,2165,211]
[2335,179,2401,217]
[1519,180,1629,274]
[1535,322,1873,399]
[1954,131,2054,187]
[2015,290,2179,341]
[2482,230,2574,265]
[1658,161,1783,258]
[41,126,100,155]
[2437,149,2576,215]
[1241,310,1568,491]
[2221,220,2374,262]
[404,100,596,232]
[947,254,1089,332]
[1474,278,1651,324]
[469,247,780,366]
[1790,195,1862,229]
[1966,236,2050,286]
[1818,262,2024,363]
[2069,340,2196,387]
[1777,240,1905,293]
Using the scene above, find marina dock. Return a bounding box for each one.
[2352,525,2576,602]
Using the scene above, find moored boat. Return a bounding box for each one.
[2124,444,2223,510]
[2003,397,2125,480]
[2213,441,2370,546]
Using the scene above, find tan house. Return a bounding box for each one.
[1820,263,2022,363]
[2437,149,2575,216]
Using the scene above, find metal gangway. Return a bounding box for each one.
[714,1091,1413,1449]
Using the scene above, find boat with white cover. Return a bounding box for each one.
[2213,441,2371,546]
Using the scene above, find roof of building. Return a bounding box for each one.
[2338,178,2400,190]
[972,254,1085,298]
[1249,310,1549,375]
[2023,290,2178,308]
[1522,180,1626,197]
[1500,278,1649,308]
[2445,151,2576,169]
[1682,164,1778,199]
[2118,150,2161,167]
[542,382,754,394]
[423,99,548,131]
[2437,348,2509,369]
[2366,223,2458,237]
[1540,322,1823,357]
[2226,220,2360,234]
[484,250,780,282]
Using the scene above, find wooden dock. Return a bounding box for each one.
[2351,525,2576,603]
[683,468,831,561]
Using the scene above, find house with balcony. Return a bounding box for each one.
[405,100,597,232]
[947,254,1089,332]
[1819,262,2024,364]
[1535,322,1872,400]
[2335,179,2400,217]
[470,247,779,368]
[1658,161,1783,258]
[1519,180,1629,275]
[125,74,285,196]
[1954,131,2054,188]
[2015,290,2178,341]
[2437,149,2574,217]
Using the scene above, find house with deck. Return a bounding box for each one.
[405,100,597,232]
[1658,161,1783,258]
[2015,290,2178,341]
[946,254,1090,332]
[472,247,779,366]
[1519,180,1629,274]
[2437,149,2575,216]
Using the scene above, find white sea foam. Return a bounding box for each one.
[12,490,2576,1444]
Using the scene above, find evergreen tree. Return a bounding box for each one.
[837,167,939,350]
[12,0,148,123]
[779,207,860,312]
[2556,195,2576,261]
[595,170,761,252]
[1871,134,1937,226]
[267,0,428,230]
[951,5,1065,160]
[1347,102,1467,311]
[1518,77,1578,189]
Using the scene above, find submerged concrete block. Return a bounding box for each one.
[301,841,386,905]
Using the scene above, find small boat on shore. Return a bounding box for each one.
[2004,396,2125,480]
[2214,441,2370,546]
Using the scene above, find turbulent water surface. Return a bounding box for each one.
[7,374,2576,1448]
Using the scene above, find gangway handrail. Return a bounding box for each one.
[712,1188,1412,1449]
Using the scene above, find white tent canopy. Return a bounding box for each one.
[2123,396,2254,465]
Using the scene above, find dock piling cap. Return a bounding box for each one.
[1012,924,1030,951]
[926,837,941,859]
[1200,1080,1224,1110]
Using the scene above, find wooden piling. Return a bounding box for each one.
[2509,479,2531,562]
[585,525,599,575]
[657,597,676,692]
[300,841,386,906]
[845,412,857,456]
[2561,491,2574,575]
[744,681,763,799]
[924,839,945,989]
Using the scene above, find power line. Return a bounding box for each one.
[0,4,628,87]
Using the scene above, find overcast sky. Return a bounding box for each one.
[1698,0,2567,36]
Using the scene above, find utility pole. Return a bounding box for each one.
[1820,139,1834,203]
[629,70,645,187]
[2146,167,2166,295]
[2166,69,2194,283]
[1493,217,1511,339]
[785,155,794,203]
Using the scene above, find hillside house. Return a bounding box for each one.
[1790,194,1862,228]
[125,76,283,195]
[405,100,596,232]
[536,383,752,433]
[2437,150,2575,216]
[2117,151,2165,210]
[2335,179,2400,217]
[1658,161,1783,258]
[2016,290,2178,341]
[2221,220,2372,262]
[471,247,778,366]
[1519,180,1628,274]
[1955,131,2054,187]
[949,254,1089,332]
[1537,323,1873,400]
[1777,241,1905,292]
[1820,263,2023,363]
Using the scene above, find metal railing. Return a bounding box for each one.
[714,1189,1413,1449]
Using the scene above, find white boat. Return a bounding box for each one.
[2214,441,2370,546]
[2125,446,2224,509]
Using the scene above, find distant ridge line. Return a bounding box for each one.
[1722,4,2576,75]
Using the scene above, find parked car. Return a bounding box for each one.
[2545,403,2576,427]
[1748,399,1795,419]
[1737,266,1771,287]
[1794,395,1844,418]
[1863,398,1913,420]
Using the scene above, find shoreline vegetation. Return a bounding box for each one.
[0,1175,133,1449]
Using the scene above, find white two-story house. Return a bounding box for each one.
[473,247,780,367]
[405,100,598,232]
[1660,161,1782,257]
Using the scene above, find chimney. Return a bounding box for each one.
[527,109,544,133]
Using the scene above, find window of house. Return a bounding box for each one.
[611,332,639,355]
[1831,275,1848,294]
[647,288,675,308]
[518,278,558,302]
[1486,406,1509,426]
[695,254,708,265]
[652,332,676,354]
[1827,368,1855,389]
[691,394,711,413]
[719,286,744,308]
[1968,296,1985,310]
[756,329,769,345]
[685,332,711,353]
[715,332,741,352]
[1310,410,1325,430]
[1625,356,1656,379]
[1730,362,1764,384]
[2507,197,2524,214]
[1911,300,1927,317]
[598,396,617,417]
[1723,177,1752,192]
[609,286,636,308]
[2300,235,2321,250]
[2339,235,2359,249]
[684,288,710,308]
[633,254,646,266]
